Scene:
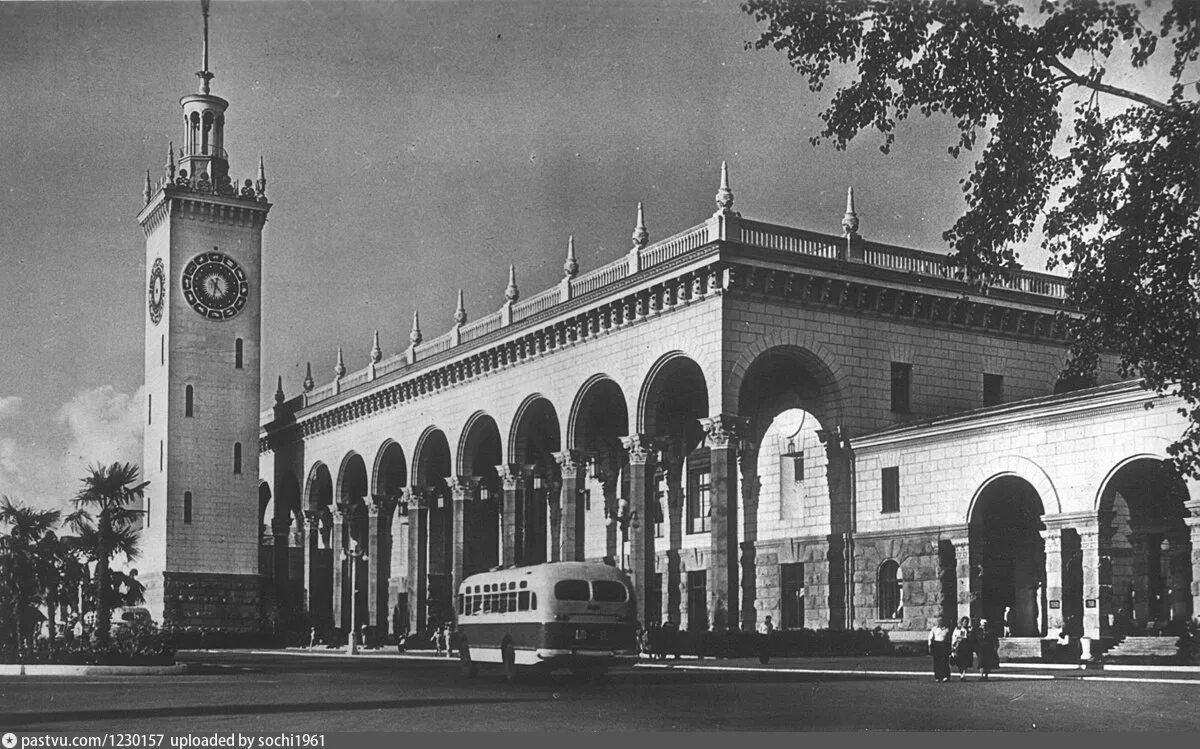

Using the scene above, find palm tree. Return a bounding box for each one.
[66,462,147,648]
[0,496,62,658]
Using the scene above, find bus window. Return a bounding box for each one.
[472,595,482,615]
[518,591,530,611]
[499,593,508,613]
[508,591,517,611]
[531,593,537,610]
[555,579,591,601]
[520,580,528,588]
[593,580,628,603]
[457,594,464,614]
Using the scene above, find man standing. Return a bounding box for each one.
[757,615,775,664]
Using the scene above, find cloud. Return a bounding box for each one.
[0,396,21,417]
[56,385,146,474]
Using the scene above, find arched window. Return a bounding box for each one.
[878,560,903,619]
[161,335,165,365]
[185,385,194,417]
[235,338,243,369]
[147,394,152,425]
[233,442,242,474]
[183,491,193,524]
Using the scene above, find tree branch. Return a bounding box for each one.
[1047,57,1178,114]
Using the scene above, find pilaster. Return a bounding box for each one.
[621,435,657,627]
[701,413,747,631]
[405,488,427,634]
[496,464,520,567]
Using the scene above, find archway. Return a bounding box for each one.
[335,452,370,634]
[1098,458,1192,635]
[569,376,630,566]
[510,396,561,565]
[302,462,334,628]
[371,441,407,636]
[413,428,452,628]
[458,413,502,577]
[969,476,1046,635]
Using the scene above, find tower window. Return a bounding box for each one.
[183,491,193,524]
[235,338,243,369]
[983,373,1004,407]
[147,394,152,425]
[881,466,900,513]
[185,385,194,417]
[890,362,911,413]
[233,442,242,474]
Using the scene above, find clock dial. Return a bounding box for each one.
[148,258,166,325]
[181,250,249,320]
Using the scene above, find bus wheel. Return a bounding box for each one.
[458,638,478,678]
[501,638,517,683]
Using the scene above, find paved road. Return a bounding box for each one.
[2,651,1199,732]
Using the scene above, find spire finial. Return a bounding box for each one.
[334,347,346,379]
[563,235,578,278]
[255,156,267,200]
[303,362,314,392]
[370,330,382,363]
[632,203,649,250]
[841,185,860,236]
[409,310,423,347]
[715,160,734,214]
[197,0,215,94]
[165,142,176,183]
[454,289,468,327]
[274,375,285,404]
[505,264,519,303]
[143,170,153,204]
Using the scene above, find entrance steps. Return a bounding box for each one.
[998,637,1044,660]
[1104,636,1181,659]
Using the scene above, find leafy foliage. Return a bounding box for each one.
[0,497,61,659]
[743,0,1200,476]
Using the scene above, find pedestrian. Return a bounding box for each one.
[308,626,318,649]
[396,628,409,654]
[662,619,680,660]
[975,618,1000,680]
[445,622,455,658]
[928,616,952,682]
[434,623,446,656]
[952,616,974,680]
[757,615,774,665]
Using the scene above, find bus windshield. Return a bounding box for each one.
[554,579,590,601]
[592,580,628,602]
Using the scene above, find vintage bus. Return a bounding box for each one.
[454,561,638,680]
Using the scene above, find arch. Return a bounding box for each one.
[371,439,408,498]
[1092,440,1174,514]
[336,451,369,506]
[412,426,452,488]
[966,456,1061,524]
[736,344,844,445]
[637,351,709,441]
[877,559,902,620]
[567,374,628,449]
[258,481,272,526]
[457,411,502,477]
[304,462,333,511]
[508,394,561,469]
[726,331,849,423]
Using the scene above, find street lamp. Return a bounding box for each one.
[341,539,368,655]
[605,498,639,571]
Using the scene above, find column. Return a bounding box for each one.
[451,477,471,594]
[622,435,657,627]
[497,464,520,567]
[1129,531,1151,625]
[365,499,381,634]
[405,488,427,634]
[547,479,563,563]
[1186,507,1200,624]
[1078,524,1103,638]
[270,516,291,632]
[702,414,746,631]
[665,454,684,626]
[1041,527,1063,635]
[738,445,761,631]
[331,505,348,631]
[554,450,587,562]
[302,510,321,621]
[1168,536,1191,624]
[950,536,973,624]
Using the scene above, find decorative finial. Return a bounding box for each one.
[715,160,734,214]
[255,156,267,200]
[409,310,423,346]
[334,347,346,379]
[197,0,215,94]
[303,362,314,392]
[370,330,382,363]
[505,265,519,303]
[454,289,468,327]
[143,170,152,204]
[563,235,578,278]
[166,142,176,182]
[632,203,649,250]
[274,375,285,404]
[841,185,860,236]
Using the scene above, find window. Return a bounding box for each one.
[780,563,805,629]
[881,466,900,513]
[653,469,666,538]
[185,385,194,417]
[160,335,164,365]
[878,560,903,619]
[554,579,591,601]
[147,394,152,425]
[983,373,1004,407]
[890,362,911,413]
[235,338,244,369]
[233,442,242,474]
[159,440,163,471]
[592,580,628,602]
[687,450,711,534]
[183,491,193,524]
[687,570,708,631]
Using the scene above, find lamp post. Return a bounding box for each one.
[605,498,639,572]
[341,539,368,655]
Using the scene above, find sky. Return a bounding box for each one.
[0,0,1176,514]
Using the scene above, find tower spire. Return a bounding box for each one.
[370,330,382,363]
[274,375,285,404]
[505,264,519,303]
[409,310,423,347]
[632,203,649,250]
[563,235,578,278]
[198,0,214,94]
[454,289,468,327]
[841,185,860,236]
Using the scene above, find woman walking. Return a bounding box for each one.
[976,618,1000,680]
[952,616,974,680]
[928,616,952,682]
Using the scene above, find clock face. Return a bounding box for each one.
[181,250,249,320]
[148,258,166,325]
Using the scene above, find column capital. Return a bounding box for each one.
[367,499,382,518]
[451,476,473,502]
[552,449,588,473]
[270,516,292,536]
[1039,527,1063,553]
[1076,524,1101,551]
[949,537,970,562]
[302,509,322,530]
[621,434,657,465]
[495,463,521,490]
[405,486,428,511]
[701,414,748,450]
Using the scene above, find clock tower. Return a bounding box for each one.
[136,1,272,631]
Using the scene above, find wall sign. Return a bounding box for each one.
[1049,600,1061,609]
[1085,599,1097,608]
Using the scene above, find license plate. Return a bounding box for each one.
[575,628,588,641]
